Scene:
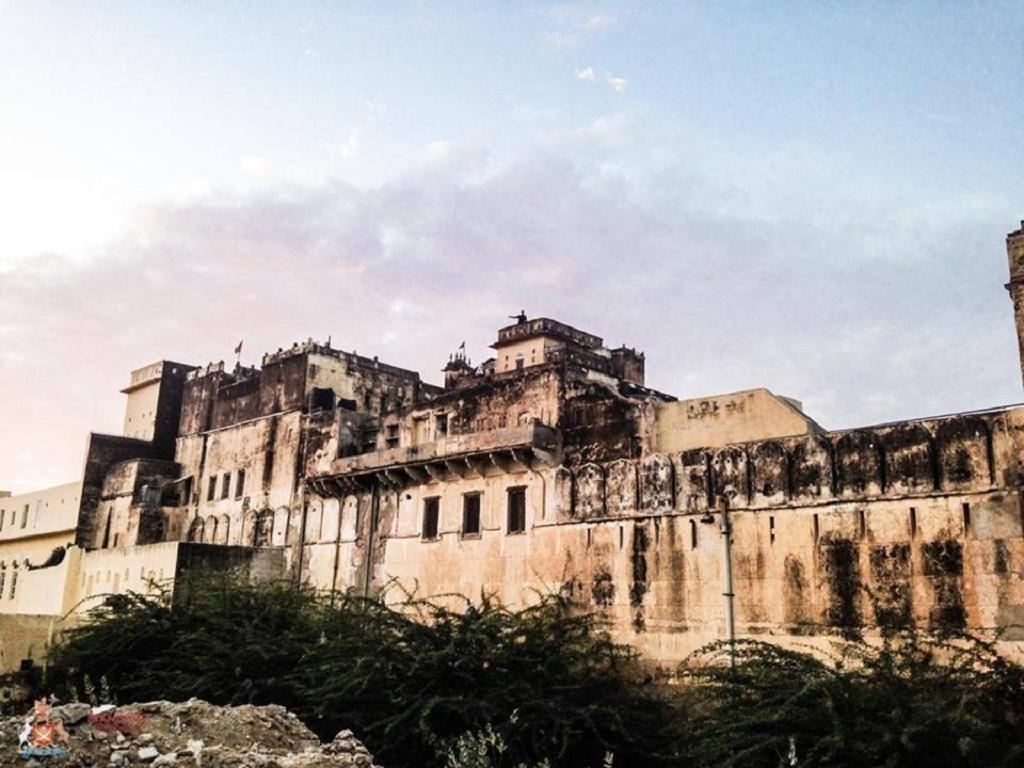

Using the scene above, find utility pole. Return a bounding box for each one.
[718,494,736,668]
[701,493,737,667]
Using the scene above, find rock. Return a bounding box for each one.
[0,699,381,768]
[52,702,92,725]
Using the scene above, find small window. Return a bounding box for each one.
[0,510,4,531]
[462,493,481,537]
[422,497,440,540]
[507,487,526,534]
[385,424,400,448]
[361,427,379,453]
[310,387,335,411]
[9,565,17,600]
[221,473,231,500]
[21,504,28,528]
[207,476,217,502]
[235,470,246,499]
[0,568,5,597]
[436,413,448,437]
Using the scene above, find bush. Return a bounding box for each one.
[46,572,682,768]
[677,634,1024,768]
[46,572,1024,768]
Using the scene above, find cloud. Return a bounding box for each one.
[545,5,616,48]
[0,136,1018,493]
[364,100,388,123]
[575,66,595,81]
[327,128,361,160]
[606,74,627,93]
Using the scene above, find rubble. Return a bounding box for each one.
[0,699,382,767]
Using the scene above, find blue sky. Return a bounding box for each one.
[1,1,1022,491]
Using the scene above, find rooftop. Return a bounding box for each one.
[493,316,603,350]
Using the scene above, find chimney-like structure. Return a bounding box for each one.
[1006,221,1024,390]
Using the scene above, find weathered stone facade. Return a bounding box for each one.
[6,220,1024,669]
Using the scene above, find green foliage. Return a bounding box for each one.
[442,712,615,768]
[45,572,1024,768]
[46,572,680,768]
[677,635,1024,768]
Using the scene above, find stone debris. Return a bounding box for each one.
[0,699,382,767]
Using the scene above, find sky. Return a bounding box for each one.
[0,1,1022,493]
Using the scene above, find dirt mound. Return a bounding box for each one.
[0,698,381,767]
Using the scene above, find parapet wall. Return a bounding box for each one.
[303,406,1024,665]
[558,409,1013,520]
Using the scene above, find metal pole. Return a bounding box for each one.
[362,482,380,599]
[719,495,736,668]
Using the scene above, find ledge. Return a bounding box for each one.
[309,424,560,495]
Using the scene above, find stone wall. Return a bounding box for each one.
[300,405,1024,664]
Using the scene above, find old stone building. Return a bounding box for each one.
[4,219,1024,669]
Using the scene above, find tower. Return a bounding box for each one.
[1006,221,1024,390]
[120,361,195,455]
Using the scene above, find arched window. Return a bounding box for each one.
[187,516,205,543]
[254,509,274,547]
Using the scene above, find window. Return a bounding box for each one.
[310,387,335,411]
[507,487,526,534]
[21,504,28,528]
[361,427,379,453]
[221,473,231,500]
[235,470,246,500]
[436,413,448,437]
[0,568,5,597]
[9,565,17,600]
[422,497,440,540]
[462,493,481,537]
[385,424,400,448]
[0,510,4,531]
[207,476,217,502]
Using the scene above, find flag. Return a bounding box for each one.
[458,341,466,351]
[234,340,243,355]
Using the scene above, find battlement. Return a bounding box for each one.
[494,317,603,350]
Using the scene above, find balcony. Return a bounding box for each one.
[308,423,561,495]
